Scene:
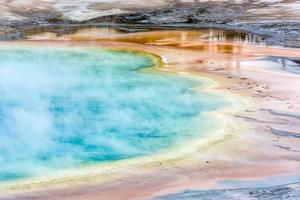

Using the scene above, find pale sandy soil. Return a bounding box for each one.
[0,0,299,22]
[0,28,299,200]
[0,0,169,21]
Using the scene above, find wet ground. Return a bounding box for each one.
[155,182,300,200]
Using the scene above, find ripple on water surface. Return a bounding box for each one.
[0,46,228,181]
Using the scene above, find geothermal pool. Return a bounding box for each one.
[0,45,228,181]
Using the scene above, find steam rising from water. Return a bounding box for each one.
[0,46,227,181]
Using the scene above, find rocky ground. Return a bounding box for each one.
[0,0,299,47]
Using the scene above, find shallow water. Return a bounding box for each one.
[0,46,227,181]
[27,27,265,45]
[155,182,300,200]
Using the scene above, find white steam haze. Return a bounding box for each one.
[0,46,227,181]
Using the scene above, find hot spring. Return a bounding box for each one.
[0,45,228,181]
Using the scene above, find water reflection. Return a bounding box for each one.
[26,27,300,78]
[27,27,265,46]
[266,56,300,74]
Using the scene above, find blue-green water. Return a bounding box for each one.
[0,46,227,181]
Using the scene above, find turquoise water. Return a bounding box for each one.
[0,46,227,181]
